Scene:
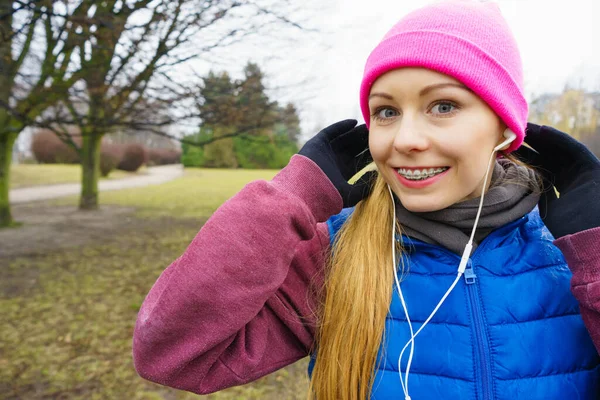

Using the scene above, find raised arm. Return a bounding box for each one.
[133,120,374,394]
[518,123,600,353]
[132,155,340,394]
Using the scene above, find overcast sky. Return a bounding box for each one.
[193,0,598,141]
[21,0,597,147]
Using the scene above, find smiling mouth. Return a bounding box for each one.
[396,167,449,181]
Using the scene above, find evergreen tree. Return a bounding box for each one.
[197,72,239,127]
[237,62,276,134]
[277,103,302,144]
[195,72,239,167]
[186,62,301,169]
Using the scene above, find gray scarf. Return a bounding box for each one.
[395,159,540,255]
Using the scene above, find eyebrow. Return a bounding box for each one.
[368,83,471,101]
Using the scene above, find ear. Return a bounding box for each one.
[496,121,507,141]
[494,122,510,151]
[495,128,517,152]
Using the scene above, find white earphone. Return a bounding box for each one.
[389,128,516,400]
[495,128,517,152]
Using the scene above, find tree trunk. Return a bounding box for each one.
[0,132,17,227]
[79,132,102,210]
[0,4,15,228]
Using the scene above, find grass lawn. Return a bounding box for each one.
[10,164,141,189]
[1,167,311,400]
[54,167,280,219]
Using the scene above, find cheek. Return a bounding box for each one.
[442,143,488,187]
[454,152,492,194]
[444,129,495,164]
[368,134,390,162]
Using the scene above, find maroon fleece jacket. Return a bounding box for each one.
[132,154,600,395]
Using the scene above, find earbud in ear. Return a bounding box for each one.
[494,128,517,152]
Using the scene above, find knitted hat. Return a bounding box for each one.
[359,0,527,153]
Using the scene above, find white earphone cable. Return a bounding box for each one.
[387,184,414,399]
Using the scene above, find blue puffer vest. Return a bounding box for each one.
[308,207,600,399]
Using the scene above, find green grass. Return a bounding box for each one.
[54,167,279,219]
[10,164,140,188]
[1,167,311,399]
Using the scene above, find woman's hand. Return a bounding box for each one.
[299,119,374,207]
[516,123,600,238]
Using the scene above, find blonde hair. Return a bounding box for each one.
[308,175,401,400]
[307,156,541,400]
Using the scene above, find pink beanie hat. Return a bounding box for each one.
[359,0,527,153]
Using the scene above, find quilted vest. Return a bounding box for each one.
[308,208,600,399]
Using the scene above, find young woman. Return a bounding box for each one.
[133,1,600,399]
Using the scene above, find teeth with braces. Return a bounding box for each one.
[397,167,448,180]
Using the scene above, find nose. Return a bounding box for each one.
[392,119,430,154]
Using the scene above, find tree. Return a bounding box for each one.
[0,1,81,227]
[530,88,600,157]
[53,0,213,209]
[197,71,239,127]
[194,71,239,167]
[276,102,301,144]
[1,1,317,225]
[48,1,307,210]
[107,97,178,150]
[183,62,299,169]
[236,62,277,134]
[530,87,599,140]
[202,129,239,168]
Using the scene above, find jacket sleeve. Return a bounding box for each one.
[554,227,600,354]
[132,154,342,394]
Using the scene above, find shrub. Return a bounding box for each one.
[180,145,204,167]
[202,138,238,168]
[117,143,147,172]
[148,148,182,166]
[164,149,181,164]
[233,135,298,169]
[147,149,159,166]
[100,144,123,177]
[31,129,80,164]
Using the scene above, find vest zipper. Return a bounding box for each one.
[464,263,494,400]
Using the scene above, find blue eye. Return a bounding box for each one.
[374,108,398,120]
[431,102,457,115]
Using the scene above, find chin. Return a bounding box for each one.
[398,195,453,213]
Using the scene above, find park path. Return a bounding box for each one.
[9,164,184,204]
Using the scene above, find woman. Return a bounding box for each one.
[133,1,600,399]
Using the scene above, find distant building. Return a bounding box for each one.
[529,89,600,137]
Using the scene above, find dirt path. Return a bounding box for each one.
[1,204,134,259]
[9,164,183,204]
[0,202,203,259]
